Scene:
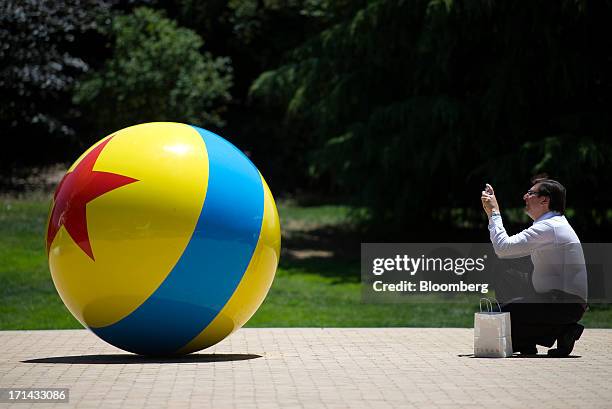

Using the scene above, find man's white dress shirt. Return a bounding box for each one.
[488,211,587,301]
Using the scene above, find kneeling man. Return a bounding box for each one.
[481,178,587,356]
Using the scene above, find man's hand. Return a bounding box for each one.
[481,183,500,217]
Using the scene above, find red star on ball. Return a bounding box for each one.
[46,136,138,260]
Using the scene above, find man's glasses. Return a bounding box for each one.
[526,189,548,196]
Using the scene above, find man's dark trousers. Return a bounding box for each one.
[494,269,586,350]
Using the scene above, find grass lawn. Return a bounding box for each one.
[1,194,611,329]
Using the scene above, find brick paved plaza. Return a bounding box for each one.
[1,328,611,408]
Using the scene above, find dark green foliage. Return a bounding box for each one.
[155,0,354,188]
[73,7,233,134]
[0,0,113,170]
[2,0,612,236]
[250,0,612,233]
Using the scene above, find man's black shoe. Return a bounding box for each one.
[547,324,584,357]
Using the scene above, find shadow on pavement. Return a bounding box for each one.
[22,353,262,364]
[457,353,581,359]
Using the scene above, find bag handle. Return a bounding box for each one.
[479,298,502,313]
[479,298,492,313]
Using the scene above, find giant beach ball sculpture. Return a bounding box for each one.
[46,122,280,355]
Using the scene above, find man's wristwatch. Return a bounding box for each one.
[491,209,500,216]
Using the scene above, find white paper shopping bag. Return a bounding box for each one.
[474,298,513,358]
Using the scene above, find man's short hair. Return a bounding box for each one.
[531,177,566,214]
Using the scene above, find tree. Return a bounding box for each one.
[74,7,233,137]
[0,0,113,171]
[250,0,612,234]
[154,0,355,190]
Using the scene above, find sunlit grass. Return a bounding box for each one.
[0,195,610,329]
